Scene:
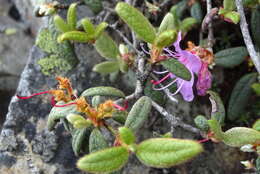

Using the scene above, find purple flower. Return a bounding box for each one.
[196,62,212,96]
[152,32,202,102]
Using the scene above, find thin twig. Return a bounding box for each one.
[235,0,260,74]
[206,0,214,48]
[151,101,200,134]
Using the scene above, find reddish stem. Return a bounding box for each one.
[151,73,171,85]
[198,138,210,143]
[16,91,50,99]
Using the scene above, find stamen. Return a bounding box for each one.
[16,91,50,99]
[151,73,171,85]
[152,78,178,90]
[51,96,56,107]
[112,100,128,111]
[54,102,77,107]
[153,70,169,74]
[198,138,210,143]
[140,43,150,55]
[171,80,185,96]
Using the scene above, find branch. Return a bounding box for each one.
[235,0,260,74]
[151,101,200,134]
[206,0,214,48]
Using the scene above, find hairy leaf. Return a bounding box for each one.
[67,114,91,129]
[115,2,156,43]
[93,61,120,74]
[207,91,225,125]
[125,96,151,132]
[191,2,203,22]
[72,128,90,156]
[58,31,91,43]
[180,17,197,33]
[94,22,108,39]
[228,73,257,120]
[89,128,108,153]
[194,115,209,131]
[215,47,248,68]
[54,15,71,33]
[67,3,77,30]
[77,147,129,173]
[154,30,177,48]
[158,13,175,34]
[136,138,203,168]
[119,127,135,145]
[81,86,125,98]
[83,0,103,14]
[112,110,128,124]
[160,58,191,81]
[81,18,95,35]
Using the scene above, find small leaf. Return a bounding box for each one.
[47,101,78,131]
[136,138,203,168]
[170,0,187,18]
[154,30,177,48]
[91,96,102,108]
[223,11,240,24]
[144,78,165,104]
[180,17,197,33]
[81,86,125,98]
[125,96,152,132]
[93,61,120,74]
[89,128,108,153]
[118,127,135,145]
[94,22,108,39]
[215,47,248,68]
[77,147,129,173]
[228,73,257,120]
[67,114,91,129]
[83,0,103,14]
[158,13,174,34]
[252,83,260,96]
[67,3,77,30]
[194,115,209,131]
[253,119,260,131]
[190,2,203,22]
[112,110,128,124]
[169,6,181,30]
[72,128,90,156]
[81,18,95,35]
[207,119,226,141]
[160,58,191,81]
[58,31,91,43]
[94,33,120,60]
[207,91,225,125]
[251,7,260,48]
[223,0,235,11]
[54,15,71,33]
[115,2,156,43]
[117,56,129,73]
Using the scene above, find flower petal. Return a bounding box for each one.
[196,62,212,96]
[178,72,195,102]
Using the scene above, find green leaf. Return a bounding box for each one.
[81,18,95,35]
[77,147,129,173]
[194,115,209,131]
[81,86,125,98]
[125,96,151,132]
[144,78,165,104]
[154,30,177,48]
[190,2,203,22]
[47,101,78,131]
[83,0,103,14]
[66,114,92,129]
[169,6,181,30]
[158,13,175,34]
[67,3,77,30]
[207,91,225,125]
[208,119,260,147]
[91,96,102,108]
[180,17,197,33]
[72,128,90,156]
[252,83,260,96]
[228,73,257,120]
[118,127,135,145]
[117,56,129,73]
[94,33,120,60]
[170,0,187,19]
[58,31,91,43]
[223,11,240,24]
[115,2,156,43]
[253,119,260,131]
[251,7,260,48]
[223,0,235,11]
[215,47,248,68]
[256,157,260,173]
[94,22,108,39]
[112,110,128,124]
[136,138,203,168]
[54,15,71,33]
[93,61,120,74]
[160,58,191,81]
[89,128,108,153]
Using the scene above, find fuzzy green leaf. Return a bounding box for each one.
[215,47,248,68]
[169,6,181,30]
[94,22,108,39]
[125,96,151,132]
[81,18,95,35]
[194,115,209,131]
[190,2,203,22]
[136,138,203,168]
[154,30,177,48]
[58,31,91,43]
[67,114,91,129]
[81,86,125,98]
[54,15,71,33]
[112,110,128,124]
[77,146,129,173]
[89,128,108,153]
[170,0,187,18]
[115,2,156,43]
[67,3,77,30]
[160,58,191,81]
[47,101,78,131]
[158,13,175,34]
[117,56,129,73]
[207,91,225,125]
[251,7,260,48]
[228,73,257,120]
[91,96,102,108]
[118,127,135,145]
[93,61,120,74]
[180,17,197,33]
[253,119,260,131]
[223,11,240,24]
[224,0,235,11]
[83,0,103,14]
[95,33,120,60]
[72,128,90,156]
